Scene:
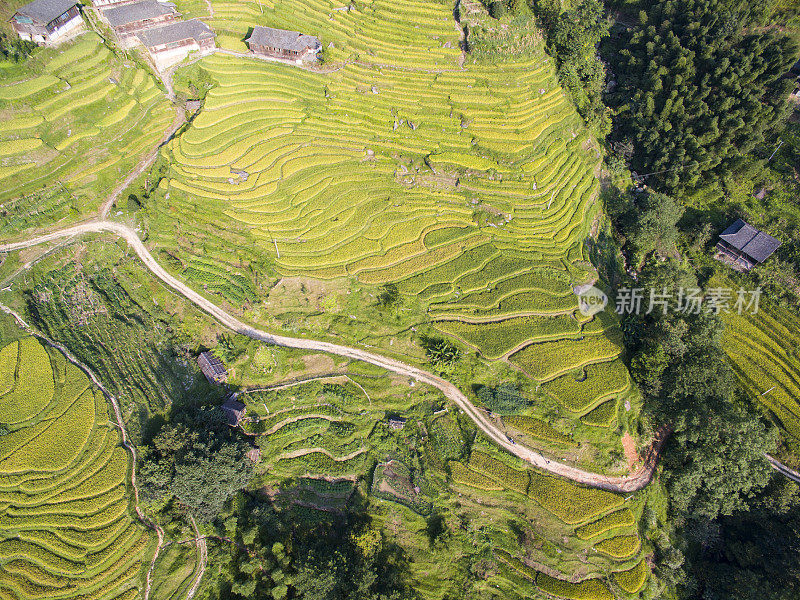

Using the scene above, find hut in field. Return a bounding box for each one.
[101,0,179,48]
[388,417,406,430]
[221,398,247,427]
[10,0,84,45]
[198,351,227,384]
[245,26,321,62]
[715,219,781,272]
[136,18,215,71]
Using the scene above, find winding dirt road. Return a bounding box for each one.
[0,221,663,493]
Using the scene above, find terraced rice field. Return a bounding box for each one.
[156,0,627,425]
[0,337,150,600]
[450,444,648,596]
[241,379,380,479]
[163,53,595,278]
[722,300,800,442]
[0,33,173,231]
[207,0,461,67]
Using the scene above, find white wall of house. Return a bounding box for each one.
[47,14,84,43]
[93,0,139,7]
[149,42,213,71]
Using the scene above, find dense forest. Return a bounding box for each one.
[604,0,796,191]
[590,0,800,597]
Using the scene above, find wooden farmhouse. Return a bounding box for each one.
[10,0,84,45]
[715,219,781,272]
[101,0,179,48]
[245,26,321,62]
[93,0,142,9]
[198,351,228,384]
[221,398,247,427]
[136,18,215,71]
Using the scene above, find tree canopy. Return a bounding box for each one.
[606,0,796,191]
[621,261,777,519]
[138,406,255,521]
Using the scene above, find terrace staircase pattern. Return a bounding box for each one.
[1,221,665,493]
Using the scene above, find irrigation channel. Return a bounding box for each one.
[1,220,667,493]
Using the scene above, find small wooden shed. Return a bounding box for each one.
[221,398,247,426]
[198,351,227,384]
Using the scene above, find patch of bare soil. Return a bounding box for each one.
[622,432,639,472]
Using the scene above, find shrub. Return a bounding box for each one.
[420,335,461,366]
[377,283,400,308]
[476,382,529,414]
[489,0,506,18]
[0,32,36,62]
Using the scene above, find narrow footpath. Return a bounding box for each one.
[0,301,166,600]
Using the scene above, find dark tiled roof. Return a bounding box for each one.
[137,18,213,48]
[14,0,78,25]
[104,0,176,27]
[221,399,246,426]
[245,25,321,53]
[719,219,781,263]
[741,231,782,263]
[198,351,227,381]
[719,219,758,250]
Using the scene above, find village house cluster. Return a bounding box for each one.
[10,0,322,71]
[95,0,215,71]
[9,0,215,69]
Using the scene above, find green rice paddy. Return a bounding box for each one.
[0,0,648,594]
[0,337,150,600]
[0,33,173,232]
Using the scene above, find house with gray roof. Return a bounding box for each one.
[93,0,143,9]
[137,18,215,70]
[221,398,247,427]
[10,0,84,45]
[245,26,321,62]
[198,351,228,384]
[101,0,179,47]
[715,219,781,272]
